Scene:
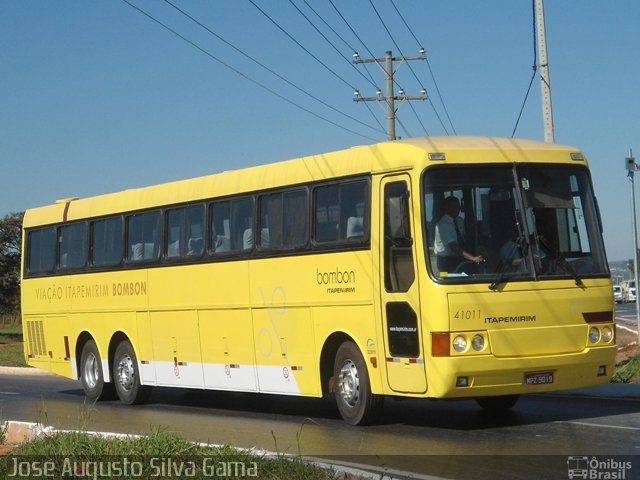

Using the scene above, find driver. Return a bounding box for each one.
[434,196,484,273]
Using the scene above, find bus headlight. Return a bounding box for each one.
[471,334,485,351]
[601,326,613,343]
[452,335,467,352]
[589,327,600,344]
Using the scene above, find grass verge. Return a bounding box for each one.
[0,323,26,368]
[0,429,365,479]
[612,355,640,383]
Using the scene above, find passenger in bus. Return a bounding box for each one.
[434,196,484,273]
[499,237,525,271]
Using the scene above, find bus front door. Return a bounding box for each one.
[380,175,427,393]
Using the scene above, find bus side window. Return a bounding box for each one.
[211,197,253,253]
[166,209,184,258]
[58,223,87,270]
[314,180,368,244]
[186,205,204,256]
[166,205,204,258]
[283,190,308,248]
[210,201,231,253]
[234,197,253,251]
[259,189,308,250]
[92,217,122,266]
[126,211,161,262]
[314,185,339,243]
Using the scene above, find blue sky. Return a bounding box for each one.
[1,1,638,261]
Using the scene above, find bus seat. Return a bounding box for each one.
[260,228,270,248]
[187,237,203,255]
[213,235,230,253]
[131,243,144,260]
[346,216,364,239]
[167,240,180,257]
[243,228,254,250]
[144,242,155,259]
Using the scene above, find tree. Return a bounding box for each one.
[0,212,24,314]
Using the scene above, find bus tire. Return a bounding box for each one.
[79,339,114,401]
[333,341,383,425]
[112,340,150,405]
[476,394,520,413]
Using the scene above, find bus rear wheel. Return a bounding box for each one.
[333,341,383,425]
[112,340,150,405]
[79,339,114,401]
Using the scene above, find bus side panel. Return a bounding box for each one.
[252,306,316,395]
[147,263,251,389]
[136,311,156,385]
[148,310,204,388]
[249,252,376,397]
[199,309,258,392]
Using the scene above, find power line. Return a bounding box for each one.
[354,51,427,141]
[368,0,449,135]
[120,0,379,142]
[300,0,380,91]
[511,0,538,138]
[284,0,385,132]
[162,0,385,136]
[327,0,382,92]
[247,0,357,92]
[389,0,456,134]
[287,0,379,92]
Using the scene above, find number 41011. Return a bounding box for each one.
[453,309,482,320]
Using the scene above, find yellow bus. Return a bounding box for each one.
[21,136,616,425]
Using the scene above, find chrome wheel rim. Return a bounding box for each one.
[337,359,360,407]
[116,354,135,392]
[83,353,99,389]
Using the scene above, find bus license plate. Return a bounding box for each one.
[525,372,554,385]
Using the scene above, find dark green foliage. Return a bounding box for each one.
[0,212,23,314]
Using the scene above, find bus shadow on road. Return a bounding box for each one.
[56,385,640,431]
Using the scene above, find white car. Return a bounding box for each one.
[613,285,623,303]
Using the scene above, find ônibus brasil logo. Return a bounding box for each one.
[567,456,632,479]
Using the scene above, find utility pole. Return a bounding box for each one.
[353,50,427,141]
[626,149,640,341]
[534,0,555,143]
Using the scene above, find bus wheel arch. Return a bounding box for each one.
[77,333,114,401]
[320,332,352,395]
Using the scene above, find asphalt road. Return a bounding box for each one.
[616,301,639,332]
[1,372,639,480]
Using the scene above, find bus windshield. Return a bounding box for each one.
[423,164,609,284]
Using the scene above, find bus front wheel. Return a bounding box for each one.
[79,340,114,401]
[112,341,150,405]
[333,341,383,425]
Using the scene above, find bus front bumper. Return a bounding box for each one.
[426,345,617,399]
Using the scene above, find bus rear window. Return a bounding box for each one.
[27,227,56,274]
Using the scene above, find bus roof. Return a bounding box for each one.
[24,136,585,227]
